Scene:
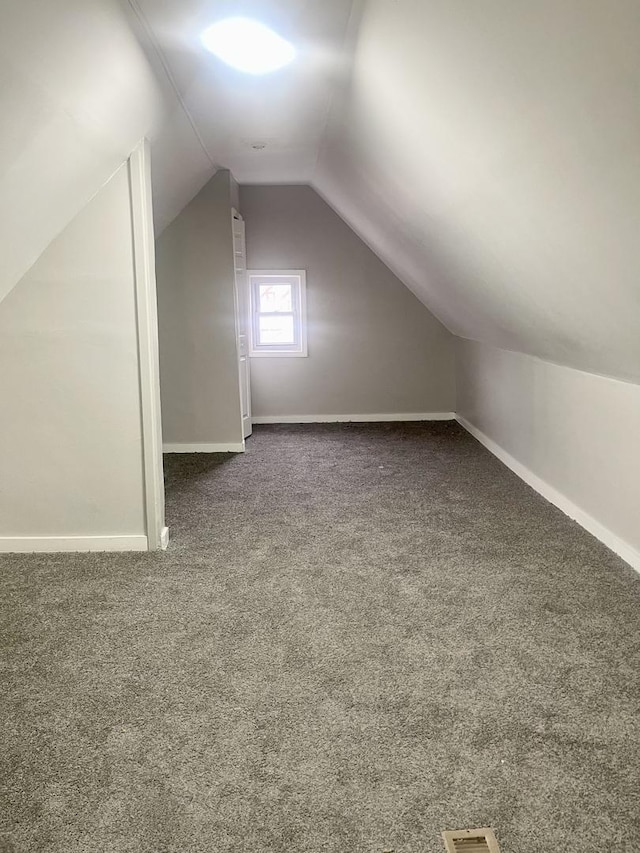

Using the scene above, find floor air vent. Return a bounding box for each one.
[442,828,500,853]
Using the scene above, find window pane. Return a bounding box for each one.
[259,314,295,345]
[259,283,292,313]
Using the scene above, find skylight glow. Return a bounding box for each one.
[201,17,295,75]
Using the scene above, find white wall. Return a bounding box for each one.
[241,184,455,418]
[156,170,244,449]
[0,161,158,551]
[456,339,640,569]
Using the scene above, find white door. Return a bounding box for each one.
[232,210,252,439]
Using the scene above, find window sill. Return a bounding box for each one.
[249,350,308,358]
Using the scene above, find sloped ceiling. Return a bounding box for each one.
[0,0,212,305]
[0,0,356,305]
[130,0,356,184]
[314,0,640,382]
[3,0,638,382]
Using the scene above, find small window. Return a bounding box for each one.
[249,270,307,357]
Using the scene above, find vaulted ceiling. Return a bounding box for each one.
[129,0,356,191]
[0,0,212,304]
[2,0,639,381]
[314,0,640,382]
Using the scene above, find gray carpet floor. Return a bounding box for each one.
[1,422,639,853]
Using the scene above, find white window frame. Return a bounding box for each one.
[248,270,308,358]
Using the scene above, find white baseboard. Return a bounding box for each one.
[252,412,455,424]
[160,526,170,550]
[0,535,149,554]
[163,442,245,453]
[456,416,640,574]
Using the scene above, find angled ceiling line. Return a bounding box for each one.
[310,181,458,339]
[311,0,364,183]
[127,0,217,170]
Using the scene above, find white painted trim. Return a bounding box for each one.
[249,350,309,359]
[163,442,246,453]
[456,416,640,574]
[252,412,455,424]
[160,526,170,550]
[129,140,166,552]
[248,270,307,357]
[0,536,149,554]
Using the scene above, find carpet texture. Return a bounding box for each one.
[1,422,639,853]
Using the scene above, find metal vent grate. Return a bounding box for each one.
[442,828,500,853]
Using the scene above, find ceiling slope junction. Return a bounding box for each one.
[314,0,640,381]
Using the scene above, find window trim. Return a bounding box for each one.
[248,270,308,358]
